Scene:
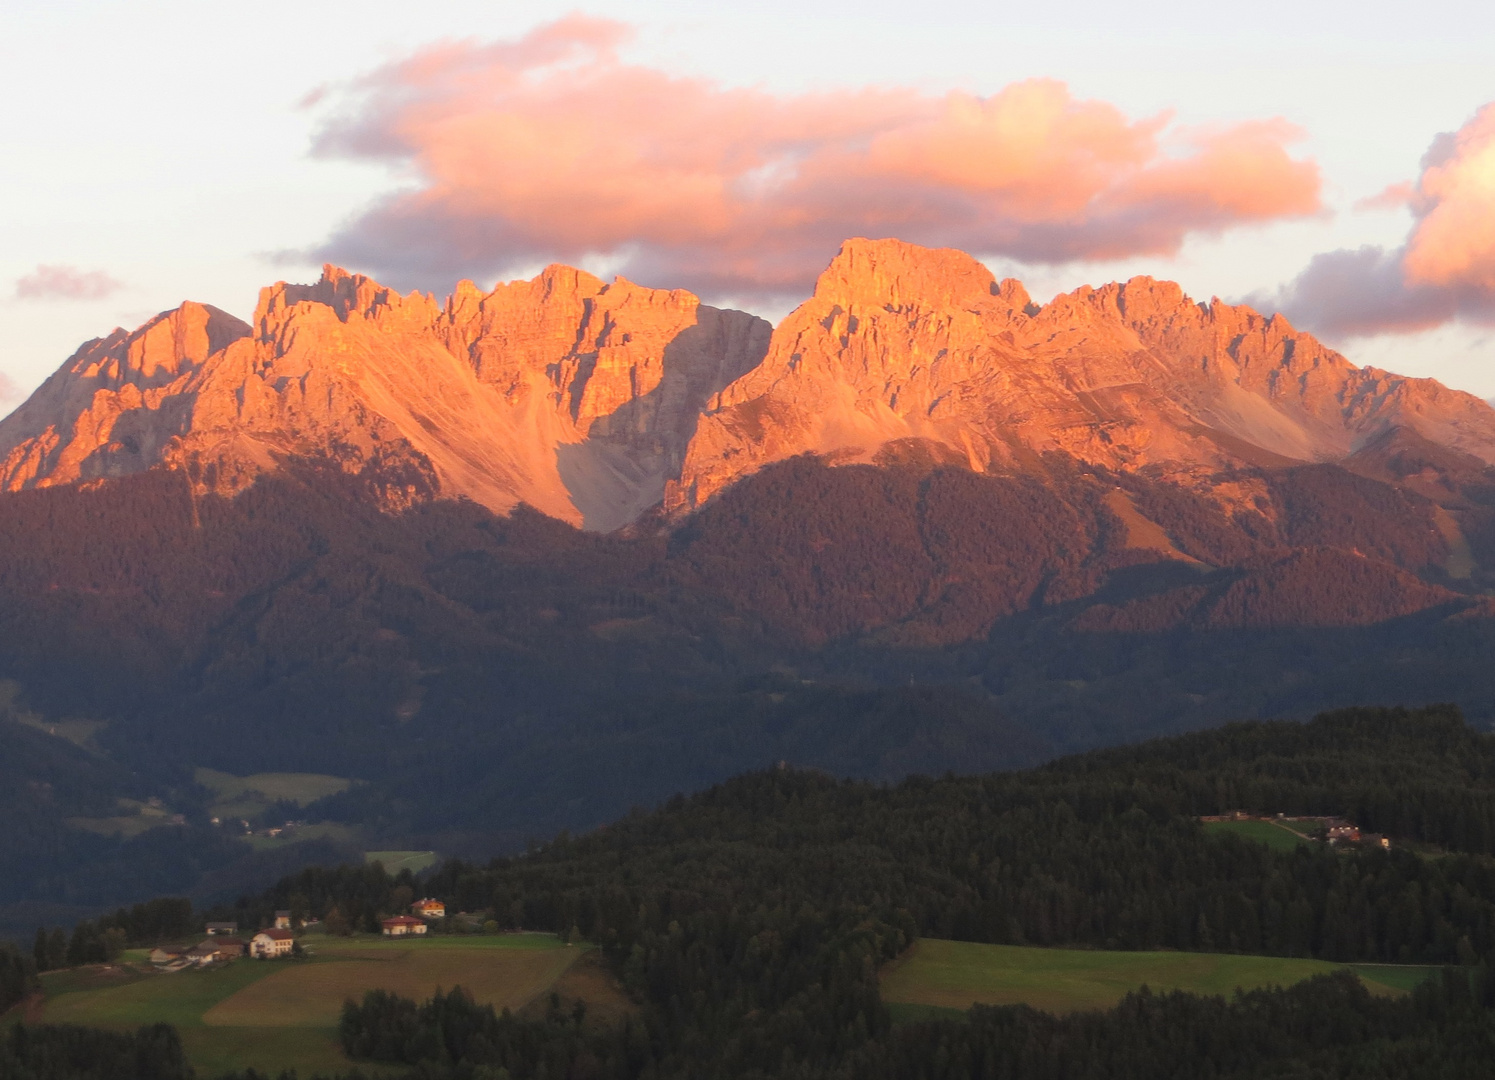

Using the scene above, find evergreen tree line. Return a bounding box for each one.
[0,942,35,1016]
[330,969,1495,1080]
[0,1023,191,1080]
[31,898,196,973]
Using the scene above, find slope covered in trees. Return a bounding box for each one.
[206,707,1495,1076]
[3,444,1495,927]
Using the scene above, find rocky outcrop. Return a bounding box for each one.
[0,266,770,528]
[0,302,251,491]
[668,238,1495,510]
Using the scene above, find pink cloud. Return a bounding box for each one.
[14,264,124,301]
[1354,181,1415,212]
[0,371,16,405]
[1274,104,1495,337]
[307,16,1322,300]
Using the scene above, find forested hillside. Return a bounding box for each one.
[140,706,1495,1076]
[4,444,1495,929]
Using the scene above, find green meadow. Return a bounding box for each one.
[1204,818,1313,852]
[366,850,441,874]
[195,768,354,822]
[881,939,1439,1017]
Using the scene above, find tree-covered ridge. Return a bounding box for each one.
[184,707,1495,1078]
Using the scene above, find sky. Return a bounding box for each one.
[3,0,1495,412]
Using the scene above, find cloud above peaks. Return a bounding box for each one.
[1275,104,1495,337]
[307,16,1322,300]
[14,264,124,302]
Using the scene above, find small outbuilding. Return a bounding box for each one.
[211,937,248,958]
[205,922,239,936]
[273,910,293,930]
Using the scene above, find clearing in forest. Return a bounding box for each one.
[881,939,1438,1017]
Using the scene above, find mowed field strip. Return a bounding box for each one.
[27,935,603,1077]
[881,939,1439,1015]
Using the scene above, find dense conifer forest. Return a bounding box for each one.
[12,705,1493,1078]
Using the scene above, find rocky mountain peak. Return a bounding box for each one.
[5,238,1495,533]
[669,239,1495,512]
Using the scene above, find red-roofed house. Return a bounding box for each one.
[249,928,294,958]
[382,915,427,936]
[412,898,446,919]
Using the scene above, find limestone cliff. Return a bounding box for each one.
[669,238,1495,510]
[0,266,770,528]
[6,239,1495,532]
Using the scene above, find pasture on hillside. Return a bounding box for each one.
[1203,819,1312,852]
[195,768,354,822]
[16,934,627,1077]
[880,939,1439,1018]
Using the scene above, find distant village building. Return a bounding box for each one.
[149,946,186,966]
[185,942,221,966]
[382,915,428,937]
[412,898,446,919]
[212,937,248,958]
[1327,823,1361,844]
[250,928,295,958]
[205,922,238,936]
[273,911,293,930]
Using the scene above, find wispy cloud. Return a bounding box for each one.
[0,371,18,405]
[14,264,124,302]
[305,16,1323,301]
[1271,104,1495,337]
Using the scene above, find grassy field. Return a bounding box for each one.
[366,850,440,874]
[195,768,353,821]
[881,939,1439,1016]
[16,934,622,1077]
[1204,819,1312,852]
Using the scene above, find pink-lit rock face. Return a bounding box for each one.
[0,266,769,529]
[0,302,250,491]
[5,238,1495,531]
[667,238,1495,511]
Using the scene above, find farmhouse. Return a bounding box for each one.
[211,936,248,958]
[249,928,294,958]
[382,915,428,936]
[149,946,185,966]
[185,942,222,966]
[412,898,446,919]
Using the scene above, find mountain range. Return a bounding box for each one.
[6,237,1495,935]
[8,238,1495,530]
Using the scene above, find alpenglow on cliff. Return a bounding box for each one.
[5,238,1495,529]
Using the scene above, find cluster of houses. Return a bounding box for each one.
[382,898,445,935]
[146,899,448,970]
